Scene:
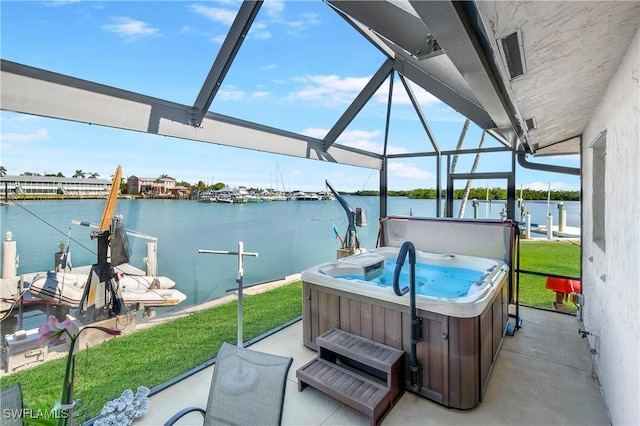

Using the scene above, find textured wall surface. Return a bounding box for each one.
[582,28,639,426]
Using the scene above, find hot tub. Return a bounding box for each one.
[301,245,510,409]
[303,247,508,318]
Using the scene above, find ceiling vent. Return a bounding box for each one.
[500,30,526,79]
[525,117,537,131]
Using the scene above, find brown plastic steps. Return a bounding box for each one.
[297,358,390,426]
[296,328,404,426]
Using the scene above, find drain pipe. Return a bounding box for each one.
[393,241,423,392]
[517,153,580,176]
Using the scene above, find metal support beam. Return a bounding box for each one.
[398,74,440,155]
[446,171,516,220]
[326,0,441,60]
[392,57,495,131]
[380,158,388,221]
[436,153,442,217]
[409,0,522,148]
[387,145,510,159]
[191,1,263,127]
[323,59,394,150]
[1,60,383,170]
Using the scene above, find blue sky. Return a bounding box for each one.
[0,0,580,193]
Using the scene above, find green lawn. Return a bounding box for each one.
[517,240,580,310]
[1,281,303,424]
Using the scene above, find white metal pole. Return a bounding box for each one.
[145,242,157,276]
[2,232,17,279]
[198,244,258,348]
[237,241,244,347]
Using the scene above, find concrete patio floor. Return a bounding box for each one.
[142,306,609,425]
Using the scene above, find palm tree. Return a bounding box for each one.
[0,165,7,177]
[73,170,85,178]
[88,172,100,179]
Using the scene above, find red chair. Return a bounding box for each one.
[545,277,581,304]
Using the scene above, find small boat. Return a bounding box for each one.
[29,271,187,308]
[197,196,215,203]
[214,188,235,203]
[317,191,335,201]
[244,194,262,203]
[290,190,320,201]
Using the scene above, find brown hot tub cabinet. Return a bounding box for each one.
[302,278,508,409]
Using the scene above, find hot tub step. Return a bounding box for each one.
[297,329,404,426]
[296,358,392,426]
[316,328,404,377]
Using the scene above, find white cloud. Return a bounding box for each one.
[252,91,271,98]
[102,17,159,39]
[1,128,49,145]
[374,80,440,106]
[336,129,382,152]
[189,4,237,26]
[300,128,408,155]
[300,128,326,139]
[219,87,245,101]
[263,0,285,19]
[285,12,321,36]
[288,74,370,106]
[43,0,81,7]
[249,21,272,40]
[262,64,278,71]
[388,162,433,181]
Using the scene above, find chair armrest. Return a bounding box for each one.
[163,407,206,426]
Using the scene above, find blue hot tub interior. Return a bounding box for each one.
[337,258,485,298]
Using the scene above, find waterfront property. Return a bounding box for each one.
[0,175,110,197]
[126,175,177,197]
[1,1,638,425]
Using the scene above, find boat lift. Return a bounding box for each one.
[77,166,129,322]
[325,180,366,259]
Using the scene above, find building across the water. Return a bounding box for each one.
[126,175,176,196]
[0,175,110,196]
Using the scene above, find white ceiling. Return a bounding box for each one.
[475,1,639,156]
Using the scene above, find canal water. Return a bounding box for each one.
[0,196,580,316]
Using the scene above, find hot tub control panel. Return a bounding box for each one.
[363,259,384,280]
[321,252,386,281]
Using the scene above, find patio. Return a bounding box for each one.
[142,306,609,425]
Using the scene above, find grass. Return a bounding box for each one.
[517,240,580,310]
[1,281,303,423]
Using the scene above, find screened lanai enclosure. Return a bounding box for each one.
[4,0,620,217]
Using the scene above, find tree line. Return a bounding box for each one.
[2,168,102,179]
[1,166,579,201]
[352,187,580,201]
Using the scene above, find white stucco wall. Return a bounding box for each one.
[581,29,639,426]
